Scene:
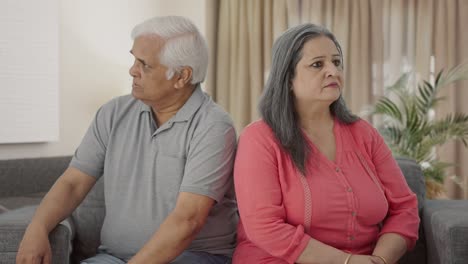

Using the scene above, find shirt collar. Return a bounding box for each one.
[138,85,205,122]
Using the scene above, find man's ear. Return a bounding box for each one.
[174,67,193,89]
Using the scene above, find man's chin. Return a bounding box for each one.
[131,89,142,99]
[132,90,152,105]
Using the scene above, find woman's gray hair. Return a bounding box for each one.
[259,23,359,175]
[131,16,208,85]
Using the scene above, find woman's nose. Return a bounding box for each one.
[325,63,339,77]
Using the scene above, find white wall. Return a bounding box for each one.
[0,0,206,159]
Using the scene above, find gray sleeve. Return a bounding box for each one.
[69,103,112,178]
[179,121,237,202]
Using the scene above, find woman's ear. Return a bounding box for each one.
[174,67,193,89]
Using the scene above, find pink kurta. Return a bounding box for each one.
[233,119,419,264]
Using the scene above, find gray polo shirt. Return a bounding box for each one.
[70,86,238,260]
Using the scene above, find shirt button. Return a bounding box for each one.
[347,187,353,192]
[351,211,357,216]
[349,235,355,240]
[335,167,340,172]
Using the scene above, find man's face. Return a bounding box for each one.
[129,35,176,106]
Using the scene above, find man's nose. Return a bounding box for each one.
[129,62,139,77]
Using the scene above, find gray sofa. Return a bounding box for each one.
[0,156,467,264]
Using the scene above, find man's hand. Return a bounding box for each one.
[16,224,52,264]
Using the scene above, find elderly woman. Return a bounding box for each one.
[233,24,419,264]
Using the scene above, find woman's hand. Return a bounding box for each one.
[348,254,385,264]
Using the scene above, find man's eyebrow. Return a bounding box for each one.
[129,50,147,65]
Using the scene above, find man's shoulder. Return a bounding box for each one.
[101,94,137,108]
[98,94,142,116]
[195,98,234,127]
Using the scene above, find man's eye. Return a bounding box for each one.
[333,60,342,67]
[311,61,323,68]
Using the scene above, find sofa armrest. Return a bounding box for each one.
[423,200,468,264]
[0,206,73,264]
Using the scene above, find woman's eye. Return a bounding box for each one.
[311,61,323,68]
[333,60,342,67]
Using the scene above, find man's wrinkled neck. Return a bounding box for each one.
[150,84,196,126]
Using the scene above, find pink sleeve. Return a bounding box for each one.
[369,127,420,250]
[234,124,311,263]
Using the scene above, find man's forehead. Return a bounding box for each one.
[134,34,165,47]
[131,35,165,57]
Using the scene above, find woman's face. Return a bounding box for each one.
[291,36,343,107]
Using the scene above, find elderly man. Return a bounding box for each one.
[16,16,238,264]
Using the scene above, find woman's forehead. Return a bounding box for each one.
[301,36,340,58]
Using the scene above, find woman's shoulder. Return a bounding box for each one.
[342,118,381,145]
[345,118,378,136]
[241,119,274,135]
[239,119,278,143]
[342,118,389,161]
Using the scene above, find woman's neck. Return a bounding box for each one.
[297,107,334,133]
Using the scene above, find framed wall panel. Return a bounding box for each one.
[0,0,59,143]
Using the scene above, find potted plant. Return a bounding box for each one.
[367,63,468,198]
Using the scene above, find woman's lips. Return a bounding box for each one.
[324,82,339,88]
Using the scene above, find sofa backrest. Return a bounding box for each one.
[395,159,426,264]
[395,157,426,212]
[0,156,72,198]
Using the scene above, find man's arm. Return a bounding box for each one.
[16,167,97,264]
[128,192,214,264]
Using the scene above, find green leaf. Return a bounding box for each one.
[373,98,403,123]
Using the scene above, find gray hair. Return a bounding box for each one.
[259,23,359,175]
[131,16,208,85]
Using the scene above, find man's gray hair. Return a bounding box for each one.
[259,23,358,175]
[131,16,208,85]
